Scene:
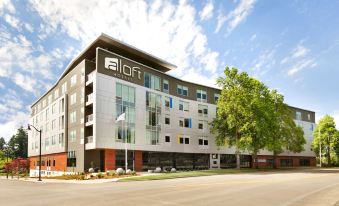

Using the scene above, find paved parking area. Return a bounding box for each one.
[1,168,339,206]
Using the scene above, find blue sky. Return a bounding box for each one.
[1,0,339,140]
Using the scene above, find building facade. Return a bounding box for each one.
[28,34,316,176]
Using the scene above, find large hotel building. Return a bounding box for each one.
[28,34,316,176]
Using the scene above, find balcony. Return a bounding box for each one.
[85,114,93,126]
[85,136,93,143]
[86,93,93,106]
[86,72,94,86]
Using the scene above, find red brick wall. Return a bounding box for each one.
[135,150,143,171]
[29,152,67,171]
[104,149,116,171]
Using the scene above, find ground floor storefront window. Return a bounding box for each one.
[142,152,209,171]
[220,154,252,168]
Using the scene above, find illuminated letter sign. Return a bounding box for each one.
[104,57,141,80]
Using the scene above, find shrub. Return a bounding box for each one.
[97,172,103,179]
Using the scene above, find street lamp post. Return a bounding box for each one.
[27,124,42,181]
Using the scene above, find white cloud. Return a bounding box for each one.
[180,68,219,89]
[0,112,29,141]
[4,14,20,29]
[250,33,256,41]
[14,73,37,93]
[292,45,309,58]
[251,48,276,76]
[281,44,310,64]
[24,23,34,33]
[0,82,4,89]
[199,0,214,21]
[287,59,317,76]
[29,0,220,80]
[0,0,15,14]
[215,0,256,34]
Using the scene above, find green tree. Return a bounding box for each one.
[211,67,270,169]
[0,137,5,151]
[8,127,28,158]
[312,115,339,166]
[266,90,306,168]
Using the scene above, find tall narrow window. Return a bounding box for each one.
[163,79,169,93]
[197,90,207,102]
[71,74,77,87]
[145,91,161,145]
[144,72,160,91]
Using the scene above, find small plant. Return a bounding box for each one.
[97,172,103,179]
[130,171,137,176]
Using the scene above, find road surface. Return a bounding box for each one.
[1,168,339,206]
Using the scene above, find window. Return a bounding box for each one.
[71,74,77,86]
[45,108,49,120]
[197,90,207,102]
[307,113,311,121]
[145,91,161,145]
[61,82,67,94]
[165,135,171,143]
[280,159,293,167]
[70,111,76,123]
[70,93,76,105]
[177,85,188,96]
[67,151,76,167]
[164,96,172,109]
[165,115,170,125]
[179,118,192,128]
[81,68,85,83]
[80,89,84,104]
[163,80,169,92]
[296,111,302,121]
[42,99,46,108]
[54,89,59,99]
[115,83,136,143]
[198,120,208,131]
[199,137,208,146]
[51,135,56,145]
[214,93,220,102]
[51,119,56,130]
[45,137,49,149]
[198,104,208,116]
[70,130,76,142]
[179,100,189,112]
[179,135,190,144]
[59,133,64,147]
[48,95,52,105]
[310,123,314,131]
[80,108,84,123]
[144,72,160,91]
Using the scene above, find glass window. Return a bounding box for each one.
[179,100,189,112]
[54,89,59,99]
[61,82,67,94]
[214,93,220,102]
[197,90,207,102]
[70,93,76,105]
[177,85,182,95]
[115,83,136,143]
[163,80,169,92]
[165,116,170,125]
[296,111,302,120]
[198,104,208,116]
[165,96,172,109]
[165,135,170,143]
[144,72,160,91]
[70,111,76,123]
[182,86,188,96]
[179,135,190,144]
[71,74,77,86]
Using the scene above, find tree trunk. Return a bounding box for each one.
[273,151,278,169]
[252,153,258,169]
[236,150,240,169]
[327,145,331,167]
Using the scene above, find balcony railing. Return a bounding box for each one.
[86,114,93,123]
[86,136,93,144]
[87,93,93,103]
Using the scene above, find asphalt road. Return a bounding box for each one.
[1,168,339,206]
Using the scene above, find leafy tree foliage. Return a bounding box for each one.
[312,115,339,166]
[211,67,306,169]
[0,137,5,151]
[8,127,28,158]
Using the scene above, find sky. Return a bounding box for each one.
[1,0,339,140]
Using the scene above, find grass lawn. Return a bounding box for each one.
[118,168,280,182]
